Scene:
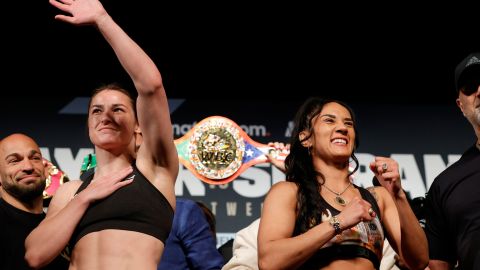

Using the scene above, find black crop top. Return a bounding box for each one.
[70,163,174,247]
[299,185,384,270]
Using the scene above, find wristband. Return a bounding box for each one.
[329,215,342,235]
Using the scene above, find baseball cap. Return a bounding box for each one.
[455,52,480,95]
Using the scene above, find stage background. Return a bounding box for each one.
[2,0,479,246]
[0,98,474,245]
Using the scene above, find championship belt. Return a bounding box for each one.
[175,116,288,185]
[79,116,288,185]
[43,159,69,201]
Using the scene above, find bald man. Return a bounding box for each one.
[0,133,68,270]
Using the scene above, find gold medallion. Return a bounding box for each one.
[335,196,347,206]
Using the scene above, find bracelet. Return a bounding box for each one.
[329,215,342,235]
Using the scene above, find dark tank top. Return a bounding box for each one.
[298,185,384,270]
[70,163,174,247]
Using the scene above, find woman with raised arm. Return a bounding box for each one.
[25,0,178,269]
[257,97,428,270]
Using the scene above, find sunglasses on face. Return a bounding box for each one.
[460,78,480,96]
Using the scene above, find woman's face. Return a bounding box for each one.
[305,102,356,163]
[88,90,138,151]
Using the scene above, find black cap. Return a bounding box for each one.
[455,52,480,93]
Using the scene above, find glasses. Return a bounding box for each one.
[460,78,480,96]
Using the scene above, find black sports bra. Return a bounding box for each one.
[70,163,174,247]
[299,185,384,269]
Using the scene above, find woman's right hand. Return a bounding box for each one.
[76,166,134,203]
[336,197,375,230]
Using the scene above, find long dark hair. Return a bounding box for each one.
[285,97,360,235]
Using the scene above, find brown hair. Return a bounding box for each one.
[87,83,137,120]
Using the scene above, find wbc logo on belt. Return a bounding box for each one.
[175,116,287,185]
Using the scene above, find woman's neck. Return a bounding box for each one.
[93,147,134,178]
[314,159,350,188]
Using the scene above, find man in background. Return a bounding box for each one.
[426,52,480,270]
[0,133,68,270]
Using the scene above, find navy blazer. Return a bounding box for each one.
[158,199,224,270]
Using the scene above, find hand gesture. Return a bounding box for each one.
[336,197,375,230]
[49,0,108,26]
[369,157,402,197]
[266,142,289,173]
[76,166,134,203]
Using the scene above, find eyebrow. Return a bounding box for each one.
[90,104,103,109]
[91,103,127,108]
[4,150,40,161]
[320,114,353,122]
[4,153,18,161]
[30,150,41,156]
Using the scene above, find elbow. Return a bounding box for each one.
[406,255,429,270]
[258,243,290,270]
[417,257,430,270]
[409,262,429,270]
[148,80,165,96]
[257,250,270,270]
[258,255,280,270]
[408,240,429,270]
[25,250,47,270]
[135,75,164,96]
[257,259,270,270]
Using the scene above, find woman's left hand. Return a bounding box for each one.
[369,157,402,197]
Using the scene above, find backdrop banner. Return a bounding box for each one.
[1,98,474,245]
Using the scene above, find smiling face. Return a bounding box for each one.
[0,134,46,202]
[302,102,356,163]
[88,89,138,152]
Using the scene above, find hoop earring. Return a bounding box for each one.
[308,147,312,156]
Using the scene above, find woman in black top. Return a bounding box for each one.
[258,97,428,270]
[25,0,178,269]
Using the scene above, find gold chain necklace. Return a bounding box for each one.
[322,182,351,206]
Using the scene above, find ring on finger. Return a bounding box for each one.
[381,163,388,173]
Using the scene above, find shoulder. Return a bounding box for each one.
[432,145,480,186]
[366,186,390,211]
[177,199,209,215]
[268,181,298,195]
[173,199,207,227]
[56,180,83,197]
[174,199,203,219]
[176,198,196,209]
[46,180,83,215]
[263,181,298,209]
[370,186,389,199]
[365,186,382,198]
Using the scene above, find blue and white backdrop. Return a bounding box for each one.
[1,98,474,246]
